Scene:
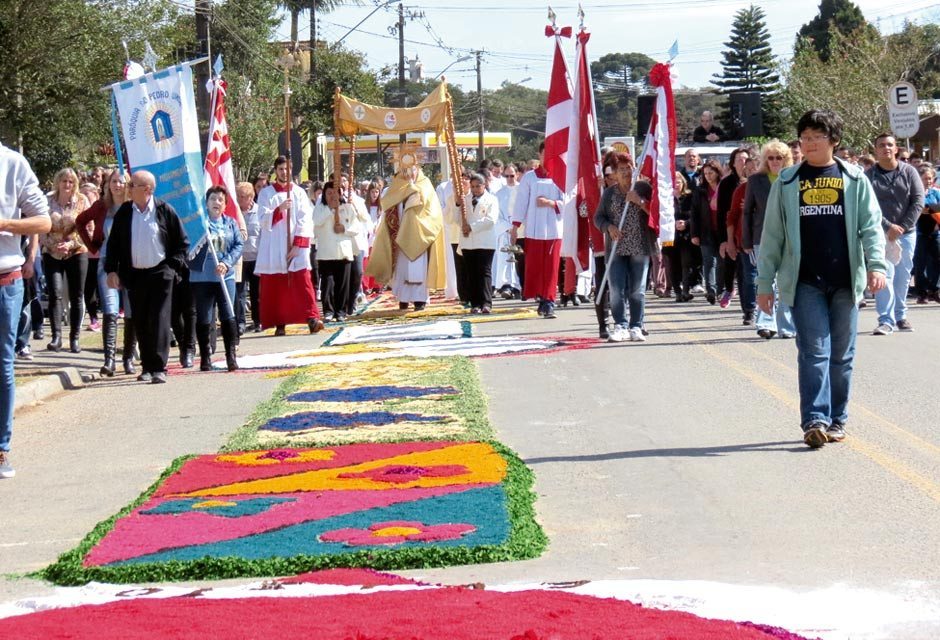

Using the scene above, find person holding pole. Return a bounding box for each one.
[255,156,324,335]
[189,186,243,371]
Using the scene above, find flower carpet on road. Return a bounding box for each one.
[0,580,816,639]
[42,440,542,584]
[244,357,482,448]
[42,354,544,585]
[229,335,564,369]
[322,319,471,346]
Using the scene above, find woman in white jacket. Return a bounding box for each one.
[313,181,360,322]
[457,173,500,313]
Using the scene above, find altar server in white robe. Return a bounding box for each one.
[493,164,521,297]
[255,156,323,335]
[511,143,564,318]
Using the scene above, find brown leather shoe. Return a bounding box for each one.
[308,318,325,334]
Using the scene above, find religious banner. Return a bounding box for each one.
[334,83,450,138]
[112,64,208,255]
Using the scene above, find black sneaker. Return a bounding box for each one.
[706,292,717,305]
[896,318,914,332]
[802,422,828,449]
[826,422,846,443]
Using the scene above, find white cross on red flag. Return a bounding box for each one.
[542,24,573,193]
[204,78,239,220]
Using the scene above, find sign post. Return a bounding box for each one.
[887,81,919,146]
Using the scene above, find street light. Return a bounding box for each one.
[434,55,472,81]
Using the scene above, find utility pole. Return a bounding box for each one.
[194,0,212,128]
[476,50,484,162]
[397,3,406,143]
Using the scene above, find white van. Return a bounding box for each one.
[675,143,743,171]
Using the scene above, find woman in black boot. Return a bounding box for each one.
[42,168,90,353]
[77,169,136,376]
[190,187,244,372]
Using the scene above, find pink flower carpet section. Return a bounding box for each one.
[338,464,470,484]
[154,441,455,497]
[319,521,477,546]
[84,485,471,567]
[277,568,426,586]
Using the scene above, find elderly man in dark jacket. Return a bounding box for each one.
[104,170,189,384]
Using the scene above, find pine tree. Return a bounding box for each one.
[796,0,874,63]
[711,5,784,138]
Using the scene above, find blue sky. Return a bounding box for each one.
[275,0,940,93]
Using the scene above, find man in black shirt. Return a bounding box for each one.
[692,111,725,143]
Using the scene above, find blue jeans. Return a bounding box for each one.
[97,260,131,318]
[738,252,757,314]
[699,243,718,296]
[753,244,795,335]
[913,230,940,296]
[1,277,24,452]
[875,230,915,326]
[608,253,649,329]
[791,282,857,429]
[193,279,237,324]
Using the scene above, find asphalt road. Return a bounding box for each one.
[2,292,939,638]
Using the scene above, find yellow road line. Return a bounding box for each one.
[657,314,940,505]
[735,340,940,459]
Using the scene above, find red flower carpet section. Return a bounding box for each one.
[0,587,814,639]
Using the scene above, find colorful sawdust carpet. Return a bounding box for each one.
[43,440,542,584]
[0,586,815,639]
[228,335,563,369]
[259,410,448,433]
[247,359,477,448]
[322,320,471,346]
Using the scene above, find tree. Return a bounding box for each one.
[783,23,940,149]
[590,52,655,140]
[712,4,785,138]
[0,0,189,180]
[796,0,874,63]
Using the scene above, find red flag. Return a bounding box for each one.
[561,28,604,268]
[638,63,677,242]
[543,24,573,192]
[204,79,239,220]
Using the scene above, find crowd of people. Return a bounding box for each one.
[2,106,938,479]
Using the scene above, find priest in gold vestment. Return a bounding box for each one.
[365,155,446,310]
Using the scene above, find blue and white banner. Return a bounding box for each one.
[112,64,207,256]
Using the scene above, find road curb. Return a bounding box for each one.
[15,368,96,413]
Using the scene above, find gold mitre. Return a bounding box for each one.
[391,143,424,172]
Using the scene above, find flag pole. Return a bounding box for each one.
[205,63,235,320]
[277,48,299,275]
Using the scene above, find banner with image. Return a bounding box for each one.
[112,64,207,256]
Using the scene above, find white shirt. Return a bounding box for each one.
[0,144,48,273]
[131,197,165,269]
[312,202,359,261]
[255,183,314,274]
[241,203,260,261]
[457,191,499,251]
[512,171,564,240]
